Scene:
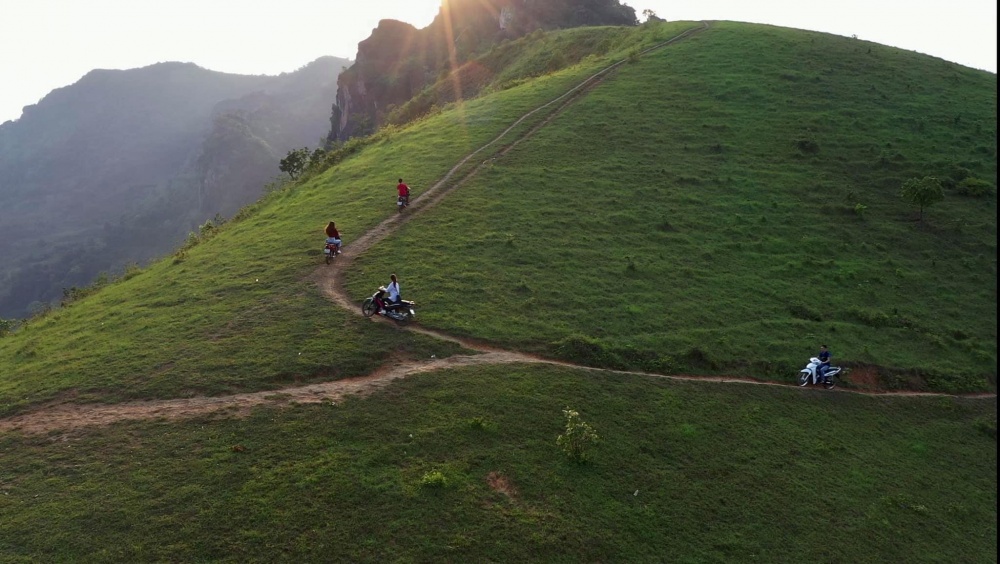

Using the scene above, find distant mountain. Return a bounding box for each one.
[328,0,636,141]
[0,56,351,318]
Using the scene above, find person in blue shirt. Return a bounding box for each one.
[818,344,831,381]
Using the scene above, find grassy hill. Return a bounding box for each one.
[2,366,994,561]
[0,21,995,562]
[347,21,997,393]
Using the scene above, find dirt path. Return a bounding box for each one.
[1,23,993,436]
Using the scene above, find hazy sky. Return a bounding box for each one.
[0,0,995,124]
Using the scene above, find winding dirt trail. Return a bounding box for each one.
[1,24,993,436]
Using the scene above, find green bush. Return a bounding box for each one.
[796,138,820,154]
[556,407,599,463]
[122,262,143,281]
[955,177,994,198]
[419,470,449,488]
[467,416,496,431]
[788,303,822,322]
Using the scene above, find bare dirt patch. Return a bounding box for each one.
[846,365,880,391]
[486,471,518,499]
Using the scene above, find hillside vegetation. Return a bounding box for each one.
[0,22,689,418]
[0,21,995,562]
[2,365,994,562]
[347,22,997,392]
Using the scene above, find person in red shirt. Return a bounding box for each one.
[396,178,410,211]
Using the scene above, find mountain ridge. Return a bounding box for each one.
[0,55,350,318]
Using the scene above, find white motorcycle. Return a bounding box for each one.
[798,357,842,389]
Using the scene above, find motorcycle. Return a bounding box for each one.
[361,286,416,324]
[397,194,409,212]
[323,241,341,264]
[798,357,842,389]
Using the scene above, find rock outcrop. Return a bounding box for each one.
[328,0,637,142]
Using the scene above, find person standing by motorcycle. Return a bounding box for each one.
[324,221,342,253]
[818,344,832,381]
[396,178,410,209]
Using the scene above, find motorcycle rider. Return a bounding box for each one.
[818,344,832,382]
[324,221,342,254]
[381,273,402,315]
[396,178,410,208]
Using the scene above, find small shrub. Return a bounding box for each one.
[556,407,599,463]
[468,416,494,431]
[796,138,820,154]
[955,177,994,198]
[199,219,218,238]
[183,232,200,250]
[788,304,822,322]
[854,203,868,218]
[0,318,15,337]
[943,164,971,187]
[122,262,142,281]
[681,346,716,370]
[553,334,607,365]
[420,470,449,488]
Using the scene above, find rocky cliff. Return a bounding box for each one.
[328,0,636,142]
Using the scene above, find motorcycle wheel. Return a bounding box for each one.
[325,253,333,265]
[823,378,836,390]
[394,310,411,325]
[361,298,377,318]
[797,372,810,386]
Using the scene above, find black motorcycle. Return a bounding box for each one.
[361,286,416,324]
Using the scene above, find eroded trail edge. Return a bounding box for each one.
[2,24,992,436]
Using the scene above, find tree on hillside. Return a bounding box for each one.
[900,176,944,222]
[279,147,310,180]
[308,148,326,169]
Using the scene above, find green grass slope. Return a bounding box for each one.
[0,22,696,416]
[0,21,996,562]
[346,22,997,392]
[1,366,995,562]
